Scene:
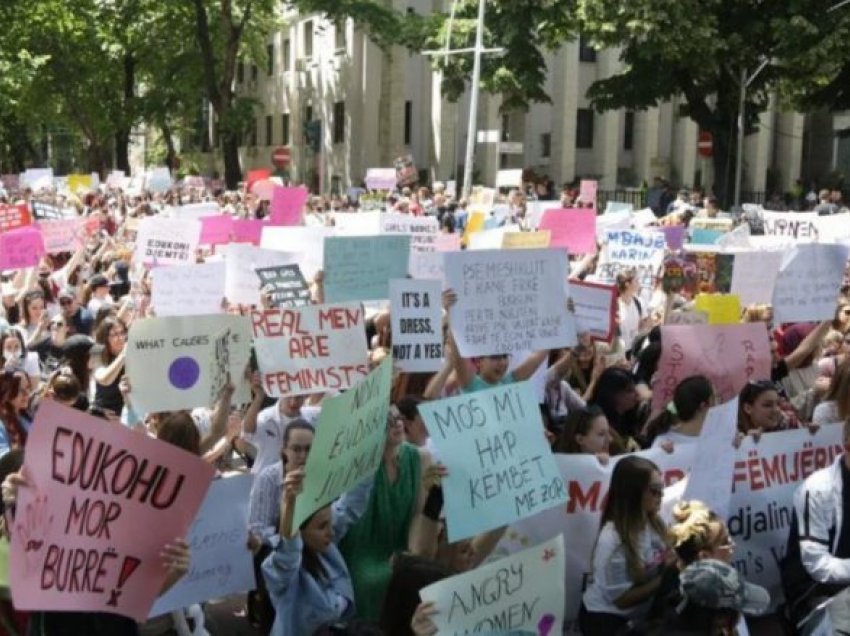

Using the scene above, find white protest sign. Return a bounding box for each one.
[816,213,850,242]
[146,167,172,193]
[135,217,201,266]
[569,281,617,342]
[149,474,255,616]
[495,169,523,188]
[151,262,226,317]
[223,243,297,306]
[761,210,818,241]
[771,243,850,324]
[389,279,443,373]
[731,250,784,306]
[125,314,251,413]
[332,211,382,236]
[172,201,221,220]
[420,535,565,635]
[446,248,577,357]
[631,207,659,228]
[380,212,440,255]
[468,225,521,251]
[594,228,665,290]
[250,303,369,397]
[22,168,54,190]
[526,201,562,229]
[261,226,332,281]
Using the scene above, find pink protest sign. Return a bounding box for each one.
[661,225,686,250]
[579,180,598,208]
[0,226,45,269]
[435,233,461,252]
[9,400,214,621]
[538,208,597,254]
[199,215,234,246]
[269,186,309,226]
[38,219,84,253]
[232,219,264,245]
[652,323,771,416]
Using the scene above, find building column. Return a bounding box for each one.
[430,71,459,182]
[773,112,803,193]
[671,99,697,187]
[550,42,579,185]
[632,108,660,184]
[478,93,502,186]
[596,49,620,189]
[744,95,774,194]
[377,44,406,167]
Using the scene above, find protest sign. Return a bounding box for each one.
[150,262,226,317]
[269,186,309,225]
[771,243,850,324]
[31,202,67,221]
[364,168,397,190]
[761,211,817,241]
[251,302,369,397]
[570,281,617,342]
[22,168,53,191]
[653,323,771,416]
[410,232,459,281]
[538,209,596,253]
[419,381,567,541]
[255,264,312,308]
[171,202,221,221]
[323,235,411,302]
[38,218,83,253]
[691,228,724,245]
[0,227,45,270]
[419,535,565,635]
[380,213,439,254]
[693,293,742,325]
[150,474,254,616]
[469,226,520,251]
[631,208,659,228]
[446,248,577,357]
[333,211,382,236]
[145,167,172,193]
[66,174,92,193]
[208,328,231,403]
[495,169,523,188]
[223,243,296,306]
[604,201,633,215]
[231,219,264,245]
[665,310,708,326]
[135,217,201,266]
[502,230,551,249]
[9,400,214,620]
[579,179,597,207]
[595,229,665,290]
[199,215,234,246]
[126,315,251,413]
[660,225,686,250]
[731,250,784,306]
[293,357,392,528]
[0,203,32,232]
[106,170,126,189]
[389,279,443,373]
[526,201,562,229]
[261,226,333,281]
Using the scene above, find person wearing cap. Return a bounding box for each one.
[85,273,113,315]
[58,287,93,336]
[59,334,104,411]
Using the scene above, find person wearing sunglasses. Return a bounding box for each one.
[33,315,69,377]
[57,287,93,336]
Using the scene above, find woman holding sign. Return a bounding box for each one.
[92,316,127,419]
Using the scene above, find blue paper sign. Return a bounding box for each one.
[323,235,411,302]
[418,381,567,542]
[691,228,724,245]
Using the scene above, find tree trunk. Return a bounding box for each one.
[711,127,733,207]
[161,122,178,172]
[115,53,135,175]
[221,132,242,189]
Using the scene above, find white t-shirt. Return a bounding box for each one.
[651,429,699,448]
[618,297,642,351]
[582,522,668,618]
[244,402,319,474]
[812,400,840,426]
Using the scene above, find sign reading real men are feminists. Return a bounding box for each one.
[251,303,369,397]
[419,381,567,542]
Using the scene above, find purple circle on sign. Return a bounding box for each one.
[168,357,200,390]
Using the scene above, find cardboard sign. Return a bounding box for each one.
[135,217,201,266]
[199,215,234,246]
[595,229,665,290]
[251,303,369,398]
[151,262,226,317]
[502,230,551,249]
[172,202,220,221]
[419,381,567,541]
[761,211,818,241]
[579,180,597,207]
[445,248,577,357]
[731,250,784,306]
[223,243,296,306]
[9,401,214,621]
[269,186,309,226]
[125,315,252,413]
[292,357,392,528]
[771,244,849,324]
[570,281,617,342]
[364,168,397,191]
[261,226,333,281]
[31,202,66,221]
[653,323,771,416]
[323,235,411,302]
[538,209,597,253]
[255,264,312,308]
[495,169,523,188]
[145,167,172,193]
[661,224,686,250]
[22,168,54,191]
[0,226,45,270]
[693,293,742,325]
[0,203,32,232]
[389,279,443,373]
[38,218,84,253]
[231,219,264,246]
[420,535,565,634]
[149,474,255,616]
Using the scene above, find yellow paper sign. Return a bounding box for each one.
[502,230,551,249]
[694,293,742,325]
[462,211,486,246]
[67,173,93,193]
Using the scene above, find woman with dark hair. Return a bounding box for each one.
[0,329,40,388]
[588,367,643,453]
[0,371,32,457]
[553,405,612,461]
[59,334,99,411]
[580,456,673,633]
[19,290,50,349]
[738,381,784,435]
[92,316,127,418]
[643,375,714,447]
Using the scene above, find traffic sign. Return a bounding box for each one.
[697,131,713,158]
[271,147,291,169]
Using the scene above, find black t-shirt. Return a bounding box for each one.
[836,461,850,559]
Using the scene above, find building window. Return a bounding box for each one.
[333,101,345,144]
[304,22,313,58]
[266,115,273,146]
[305,104,313,124]
[404,101,413,145]
[624,111,635,151]
[335,20,346,51]
[250,118,258,147]
[579,35,597,63]
[501,113,510,142]
[282,113,290,145]
[237,61,244,83]
[576,109,594,149]
[251,64,258,81]
[283,38,291,71]
[541,133,551,158]
[267,43,274,75]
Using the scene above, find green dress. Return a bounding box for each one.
[339,442,421,621]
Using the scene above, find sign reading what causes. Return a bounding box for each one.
[251,303,369,398]
[208,328,231,403]
[255,264,312,308]
[149,474,255,617]
[9,401,214,621]
[419,535,565,636]
[150,262,226,317]
[419,381,567,542]
[135,217,201,266]
[293,357,392,528]
[771,243,850,324]
[323,235,411,302]
[389,278,443,373]
[445,248,577,358]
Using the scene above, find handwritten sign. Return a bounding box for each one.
[380,213,440,254]
[269,186,309,226]
[419,382,566,541]
[364,168,396,190]
[653,323,771,416]
[389,279,443,373]
[323,235,411,302]
[208,328,231,403]
[570,281,617,342]
[261,226,332,281]
[38,218,83,253]
[172,202,220,221]
[771,244,850,324]
[135,217,200,266]
[579,180,597,207]
[761,211,818,241]
[223,244,296,306]
[665,310,708,326]
[151,262,225,317]
[231,219,264,246]
[538,209,596,253]
[661,225,686,250]
[126,315,251,413]
[251,303,369,398]
[0,226,45,270]
[595,229,665,290]
[495,169,523,188]
[446,248,577,357]
[255,264,312,308]
[199,215,234,246]
[502,231,551,249]
[693,293,742,325]
[0,203,32,232]
[9,401,214,621]
[149,474,255,616]
[731,250,784,306]
[293,357,392,528]
[420,535,565,635]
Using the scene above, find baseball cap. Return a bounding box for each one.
[89,274,109,289]
[679,559,770,615]
[58,287,76,300]
[62,335,105,358]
